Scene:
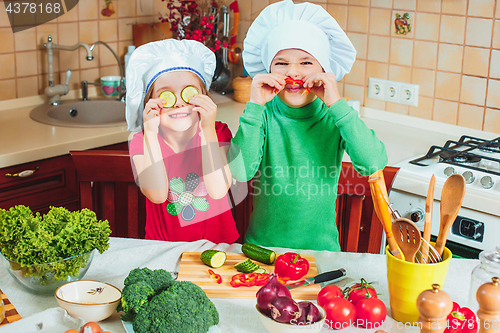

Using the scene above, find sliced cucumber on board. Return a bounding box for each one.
[241,243,276,265]
[234,258,260,273]
[200,250,227,268]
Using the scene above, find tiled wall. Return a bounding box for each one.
[1,0,499,134]
[234,0,500,134]
[0,0,163,100]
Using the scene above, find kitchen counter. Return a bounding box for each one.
[0,90,497,169]
[0,237,479,333]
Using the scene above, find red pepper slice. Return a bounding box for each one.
[208,269,222,284]
[229,273,271,288]
[274,77,310,95]
[444,302,478,333]
[274,252,310,281]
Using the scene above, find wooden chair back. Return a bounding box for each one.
[70,150,146,239]
[336,162,399,253]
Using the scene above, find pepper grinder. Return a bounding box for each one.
[417,284,453,333]
[477,277,500,333]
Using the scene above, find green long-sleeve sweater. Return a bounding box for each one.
[228,97,388,251]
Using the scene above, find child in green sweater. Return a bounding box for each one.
[228,0,388,251]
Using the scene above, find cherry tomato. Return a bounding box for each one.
[317,284,344,308]
[323,298,356,330]
[355,297,387,328]
[65,330,79,333]
[346,279,377,305]
[80,322,102,333]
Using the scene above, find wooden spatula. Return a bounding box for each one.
[421,175,436,264]
[392,218,422,263]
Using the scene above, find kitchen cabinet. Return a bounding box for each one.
[0,142,128,214]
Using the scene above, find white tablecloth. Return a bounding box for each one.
[0,237,479,333]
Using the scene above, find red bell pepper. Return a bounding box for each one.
[274,252,309,281]
[444,302,478,333]
[274,77,310,95]
[208,269,222,284]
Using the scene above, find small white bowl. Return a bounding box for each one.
[55,280,121,322]
[255,303,327,333]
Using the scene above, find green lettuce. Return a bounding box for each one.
[0,205,111,280]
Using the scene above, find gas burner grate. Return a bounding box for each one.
[410,135,500,176]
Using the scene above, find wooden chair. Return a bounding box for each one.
[229,162,399,253]
[70,150,146,239]
[336,162,399,253]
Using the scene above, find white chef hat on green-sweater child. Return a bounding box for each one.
[125,39,216,132]
[243,0,356,81]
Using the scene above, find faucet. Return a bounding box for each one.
[43,35,94,105]
[89,41,126,102]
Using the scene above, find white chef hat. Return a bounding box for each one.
[126,39,216,132]
[243,0,356,81]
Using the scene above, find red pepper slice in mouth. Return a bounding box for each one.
[274,77,310,95]
[208,269,223,284]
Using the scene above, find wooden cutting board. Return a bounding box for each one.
[0,289,21,326]
[177,252,321,300]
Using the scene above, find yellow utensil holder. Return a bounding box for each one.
[386,244,452,324]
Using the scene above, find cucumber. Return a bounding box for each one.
[200,250,226,268]
[241,243,276,265]
[254,268,267,274]
[234,258,260,273]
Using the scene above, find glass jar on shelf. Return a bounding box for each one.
[468,245,500,312]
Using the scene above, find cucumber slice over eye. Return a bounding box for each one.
[159,90,176,108]
[181,86,199,103]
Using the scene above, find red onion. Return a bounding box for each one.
[256,275,291,315]
[269,296,301,323]
[296,301,322,324]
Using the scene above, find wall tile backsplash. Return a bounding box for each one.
[1,0,499,134]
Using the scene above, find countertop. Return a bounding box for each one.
[0,237,479,333]
[0,90,498,169]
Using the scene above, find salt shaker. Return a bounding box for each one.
[469,246,500,312]
[476,277,500,333]
[417,284,453,333]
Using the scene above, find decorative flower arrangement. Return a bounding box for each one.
[159,0,228,53]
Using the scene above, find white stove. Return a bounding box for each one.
[388,135,500,258]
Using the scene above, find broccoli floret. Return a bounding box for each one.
[124,267,174,292]
[147,268,174,292]
[120,268,218,333]
[121,281,155,315]
[132,281,218,333]
[124,267,154,286]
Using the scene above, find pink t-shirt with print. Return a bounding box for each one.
[129,121,238,243]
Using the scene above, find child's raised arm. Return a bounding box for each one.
[190,94,232,200]
[132,99,170,204]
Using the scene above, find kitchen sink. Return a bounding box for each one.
[30,99,126,128]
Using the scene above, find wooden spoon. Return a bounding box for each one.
[392,218,422,263]
[421,175,436,264]
[434,174,466,257]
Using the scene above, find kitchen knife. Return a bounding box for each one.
[286,268,346,290]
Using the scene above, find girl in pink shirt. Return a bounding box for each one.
[126,39,238,243]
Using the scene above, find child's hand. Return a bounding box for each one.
[143,98,163,133]
[250,73,286,105]
[189,94,217,131]
[303,73,341,108]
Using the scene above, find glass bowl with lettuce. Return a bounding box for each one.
[0,205,111,295]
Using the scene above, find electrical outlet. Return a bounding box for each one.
[368,78,385,100]
[367,77,419,107]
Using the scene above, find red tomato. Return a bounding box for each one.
[346,280,377,305]
[355,297,387,328]
[317,284,344,308]
[323,298,357,330]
